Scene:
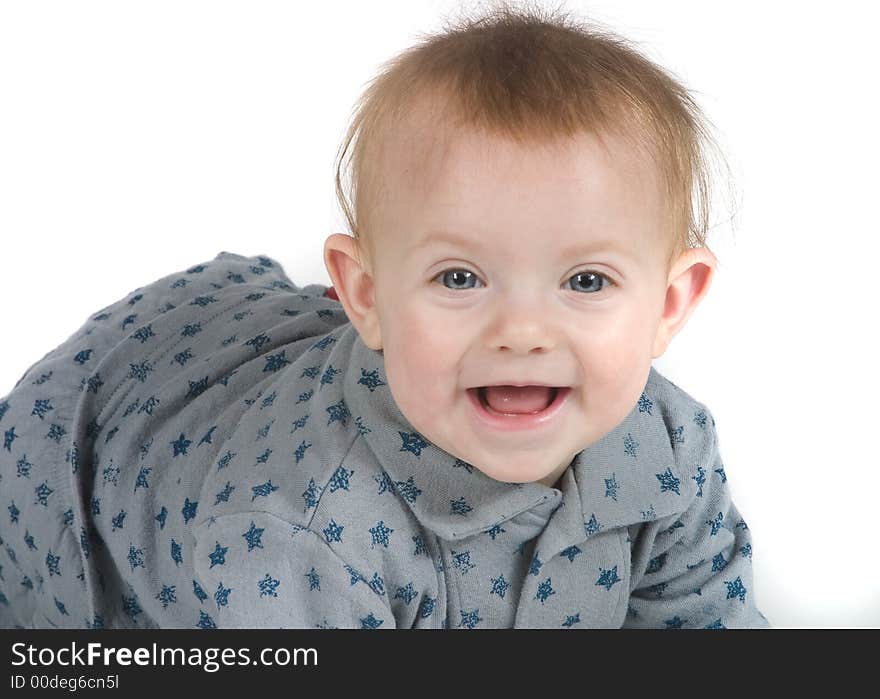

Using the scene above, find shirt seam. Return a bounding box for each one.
[300,429,363,532]
[193,508,392,607]
[614,527,630,627]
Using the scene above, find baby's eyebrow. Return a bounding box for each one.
[411,231,485,252]
[412,230,633,259]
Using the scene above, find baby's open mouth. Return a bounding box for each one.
[472,385,560,415]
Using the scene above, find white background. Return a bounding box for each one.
[1,0,877,627]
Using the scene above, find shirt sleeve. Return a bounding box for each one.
[8,251,323,393]
[624,416,771,629]
[79,250,320,342]
[192,511,396,629]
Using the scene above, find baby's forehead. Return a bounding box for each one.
[372,102,670,263]
[384,112,658,194]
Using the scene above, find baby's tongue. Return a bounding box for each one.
[483,385,553,413]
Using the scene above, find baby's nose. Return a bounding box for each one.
[491,312,557,354]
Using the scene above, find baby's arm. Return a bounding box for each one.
[192,511,396,629]
[624,417,771,629]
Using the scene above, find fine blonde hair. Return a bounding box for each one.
[334,1,733,273]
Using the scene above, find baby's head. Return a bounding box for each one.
[324,3,727,489]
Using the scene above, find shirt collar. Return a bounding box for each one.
[340,325,696,545]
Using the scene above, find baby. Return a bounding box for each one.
[0,5,769,628]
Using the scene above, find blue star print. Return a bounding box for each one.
[623,432,639,457]
[34,481,53,506]
[207,542,229,568]
[101,462,120,487]
[326,400,350,427]
[398,431,428,457]
[123,368,150,404]
[693,466,706,497]
[535,578,556,604]
[182,498,198,524]
[214,482,235,505]
[197,611,216,629]
[305,568,321,591]
[31,398,54,420]
[529,553,543,576]
[360,613,384,629]
[369,521,393,548]
[127,545,145,571]
[302,478,321,510]
[490,574,510,598]
[184,376,208,398]
[170,433,192,457]
[242,521,265,551]
[357,368,387,392]
[250,480,278,501]
[725,576,747,602]
[664,616,686,628]
[156,584,177,608]
[450,497,472,516]
[134,466,151,492]
[323,519,344,544]
[596,565,622,591]
[244,333,271,354]
[293,440,311,464]
[45,550,61,576]
[486,523,506,540]
[418,596,436,619]
[214,582,232,608]
[394,582,418,605]
[17,454,32,478]
[560,545,582,562]
[263,350,290,373]
[370,571,388,595]
[584,513,602,537]
[192,580,208,603]
[707,511,724,535]
[604,473,619,501]
[458,609,482,629]
[329,466,353,492]
[171,539,182,566]
[111,510,126,531]
[394,477,422,503]
[656,467,681,495]
[320,365,339,387]
[451,550,476,575]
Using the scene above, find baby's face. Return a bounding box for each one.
[358,124,675,489]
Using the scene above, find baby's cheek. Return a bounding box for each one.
[397,310,460,365]
[384,313,445,385]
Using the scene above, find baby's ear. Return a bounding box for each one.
[323,233,383,351]
[651,247,716,358]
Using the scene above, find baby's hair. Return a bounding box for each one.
[334,0,734,273]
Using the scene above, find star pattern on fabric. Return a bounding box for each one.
[0,253,767,631]
[242,521,265,551]
[398,431,429,457]
[208,542,229,568]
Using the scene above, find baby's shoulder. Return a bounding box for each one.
[647,366,715,422]
[645,365,717,463]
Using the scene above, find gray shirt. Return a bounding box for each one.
[0,251,770,629]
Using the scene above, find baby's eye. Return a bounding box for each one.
[566,270,614,294]
[434,268,614,294]
[435,268,483,290]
